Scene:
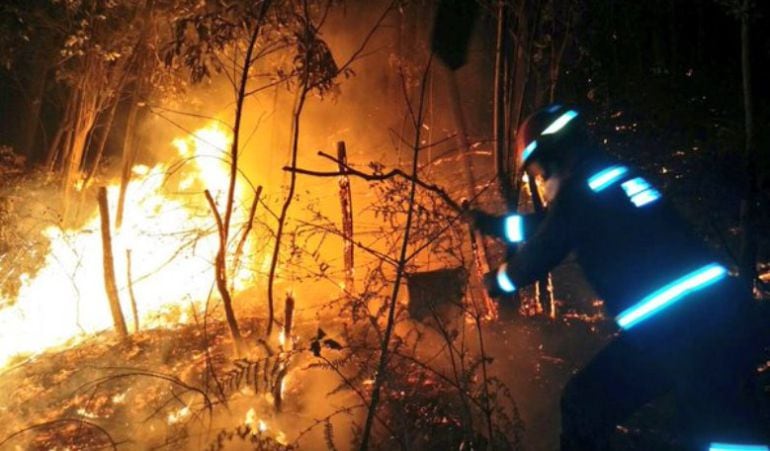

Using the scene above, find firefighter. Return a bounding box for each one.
[469,104,768,451]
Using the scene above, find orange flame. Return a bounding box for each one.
[0,123,259,368]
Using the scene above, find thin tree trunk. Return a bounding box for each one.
[337,141,355,293]
[126,249,140,333]
[201,0,271,346]
[224,1,271,235]
[83,97,120,188]
[98,187,128,338]
[204,189,243,354]
[738,0,757,290]
[216,1,271,339]
[64,84,98,220]
[274,295,294,412]
[45,100,72,173]
[115,0,157,227]
[267,85,308,336]
[266,0,316,337]
[359,58,432,451]
[510,0,539,143]
[494,0,515,209]
[549,7,574,102]
[20,66,48,164]
[115,93,140,229]
[231,186,262,293]
[445,68,497,319]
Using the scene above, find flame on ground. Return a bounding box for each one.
[0,123,261,368]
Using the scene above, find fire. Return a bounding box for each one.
[244,408,270,434]
[0,122,260,368]
[167,406,191,424]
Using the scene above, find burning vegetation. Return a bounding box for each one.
[1,0,769,450]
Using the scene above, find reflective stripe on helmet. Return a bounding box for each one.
[542,110,579,135]
[587,165,629,192]
[522,140,538,163]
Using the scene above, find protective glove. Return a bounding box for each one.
[466,208,501,236]
[483,264,517,298]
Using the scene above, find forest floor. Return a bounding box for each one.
[1,285,768,450]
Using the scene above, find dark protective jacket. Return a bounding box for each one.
[490,151,745,332]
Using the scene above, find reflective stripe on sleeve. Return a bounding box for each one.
[496,264,517,293]
[504,215,524,243]
[708,443,769,451]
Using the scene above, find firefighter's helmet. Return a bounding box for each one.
[515,104,588,179]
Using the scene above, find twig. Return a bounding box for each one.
[291,404,364,446]
[76,367,213,415]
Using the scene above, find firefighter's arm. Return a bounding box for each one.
[485,197,574,296]
[468,209,545,245]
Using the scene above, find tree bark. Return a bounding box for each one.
[98,187,128,338]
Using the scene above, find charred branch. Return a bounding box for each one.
[285,153,462,213]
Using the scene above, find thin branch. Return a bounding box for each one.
[146,105,232,130]
[286,153,462,212]
[334,0,398,77]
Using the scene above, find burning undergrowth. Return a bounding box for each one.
[0,118,534,449]
[0,123,268,368]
